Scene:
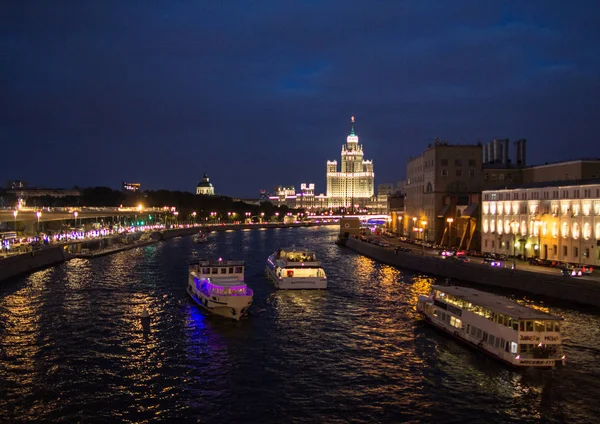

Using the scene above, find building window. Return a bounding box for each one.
[441,159,448,166]
[485,173,489,181]
[507,173,513,181]
[456,170,462,177]
[441,169,448,176]
[491,174,497,181]
[574,247,579,258]
[553,245,557,255]
[499,174,505,180]
[563,246,568,257]
[469,170,475,177]
[455,159,462,166]
[469,159,476,167]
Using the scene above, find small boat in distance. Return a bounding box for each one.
[187,258,253,320]
[192,232,208,243]
[417,285,566,368]
[266,247,327,290]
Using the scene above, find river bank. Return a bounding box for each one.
[0,222,335,283]
[344,236,600,307]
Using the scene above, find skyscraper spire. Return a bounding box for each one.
[350,115,355,136]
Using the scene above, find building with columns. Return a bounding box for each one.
[481,179,600,266]
[326,116,375,209]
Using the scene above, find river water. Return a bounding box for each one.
[1,226,599,423]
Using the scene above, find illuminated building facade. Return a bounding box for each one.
[326,117,374,209]
[196,173,215,195]
[481,179,600,266]
[122,182,141,193]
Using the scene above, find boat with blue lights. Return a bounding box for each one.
[266,247,327,290]
[417,285,566,368]
[187,258,253,320]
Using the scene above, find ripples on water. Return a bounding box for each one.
[1,226,599,423]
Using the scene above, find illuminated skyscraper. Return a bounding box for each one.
[326,116,374,208]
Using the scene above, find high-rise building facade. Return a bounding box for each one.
[326,117,374,208]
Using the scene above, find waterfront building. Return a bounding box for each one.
[196,173,215,195]
[122,182,140,193]
[404,139,483,247]
[297,183,315,209]
[269,185,296,207]
[481,178,600,266]
[326,116,375,209]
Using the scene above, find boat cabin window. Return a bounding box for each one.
[229,267,234,274]
[235,266,243,273]
[534,321,545,332]
[525,321,534,332]
[221,268,227,274]
[212,268,219,274]
[202,267,210,274]
[512,321,518,331]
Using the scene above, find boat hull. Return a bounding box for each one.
[265,266,327,290]
[187,285,251,321]
[417,299,563,368]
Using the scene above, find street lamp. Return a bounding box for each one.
[74,211,78,228]
[192,211,197,226]
[36,211,41,233]
[446,217,454,248]
[412,217,417,239]
[13,210,17,232]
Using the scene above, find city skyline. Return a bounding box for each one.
[2,1,600,197]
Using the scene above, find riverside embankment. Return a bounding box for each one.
[0,246,72,283]
[0,222,335,282]
[345,236,600,307]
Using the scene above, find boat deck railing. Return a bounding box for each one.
[202,287,253,297]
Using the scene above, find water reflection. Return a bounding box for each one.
[1,226,600,423]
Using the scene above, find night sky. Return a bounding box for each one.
[2,1,600,197]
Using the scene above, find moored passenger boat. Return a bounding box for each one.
[265,247,327,289]
[187,258,253,320]
[417,285,566,368]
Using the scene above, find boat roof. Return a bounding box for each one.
[433,285,564,321]
[279,247,315,254]
[197,259,244,267]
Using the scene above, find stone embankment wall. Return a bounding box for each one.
[0,246,71,283]
[345,237,600,307]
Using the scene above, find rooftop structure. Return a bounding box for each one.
[433,285,563,320]
[196,173,215,195]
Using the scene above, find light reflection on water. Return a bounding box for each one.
[0,226,599,423]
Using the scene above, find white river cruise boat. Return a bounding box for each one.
[266,247,327,290]
[187,258,253,320]
[417,285,566,368]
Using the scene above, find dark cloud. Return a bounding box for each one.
[1,1,599,196]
